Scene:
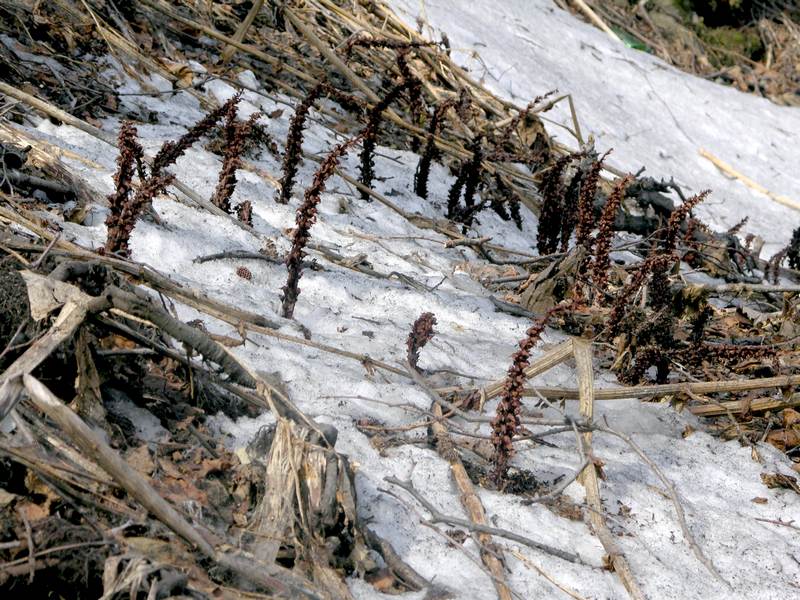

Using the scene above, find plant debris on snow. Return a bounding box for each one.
[0,1,799,599]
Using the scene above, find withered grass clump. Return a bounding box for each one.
[276,84,325,204]
[281,135,363,319]
[591,175,633,300]
[341,35,433,61]
[407,312,437,371]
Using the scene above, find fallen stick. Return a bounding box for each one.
[698,282,800,294]
[573,340,644,600]
[220,0,266,63]
[509,549,588,600]
[699,148,800,213]
[0,299,89,422]
[485,340,575,400]
[515,374,800,401]
[429,396,513,600]
[569,0,622,42]
[385,477,584,565]
[688,395,800,417]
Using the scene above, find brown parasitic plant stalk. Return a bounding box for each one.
[281,134,364,319]
[211,104,261,215]
[104,121,145,256]
[407,312,437,371]
[591,174,633,300]
[359,81,417,200]
[104,96,241,256]
[414,98,455,199]
[575,150,610,251]
[491,303,568,482]
[276,83,325,204]
[663,190,710,253]
[535,154,574,255]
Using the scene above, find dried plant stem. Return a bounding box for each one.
[595,422,730,588]
[573,340,644,600]
[428,399,513,600]
[385,477,583,564]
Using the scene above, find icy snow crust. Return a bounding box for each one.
[19,3,800,597]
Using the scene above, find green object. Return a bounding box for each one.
[612,27,652,53]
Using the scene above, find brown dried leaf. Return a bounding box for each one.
[126,445,155,476]
[761,472,800,494]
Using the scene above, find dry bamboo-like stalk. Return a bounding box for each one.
[480,340,574,401]
[573,340,644,600]
[429,401,513,600]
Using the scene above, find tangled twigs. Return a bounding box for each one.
[384,477,584,564]
[22,375,326,599]
[282,134,363,319]
[407,312,437,372]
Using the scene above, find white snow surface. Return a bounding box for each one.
[387,0,800,258]
[13,2,800,599]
